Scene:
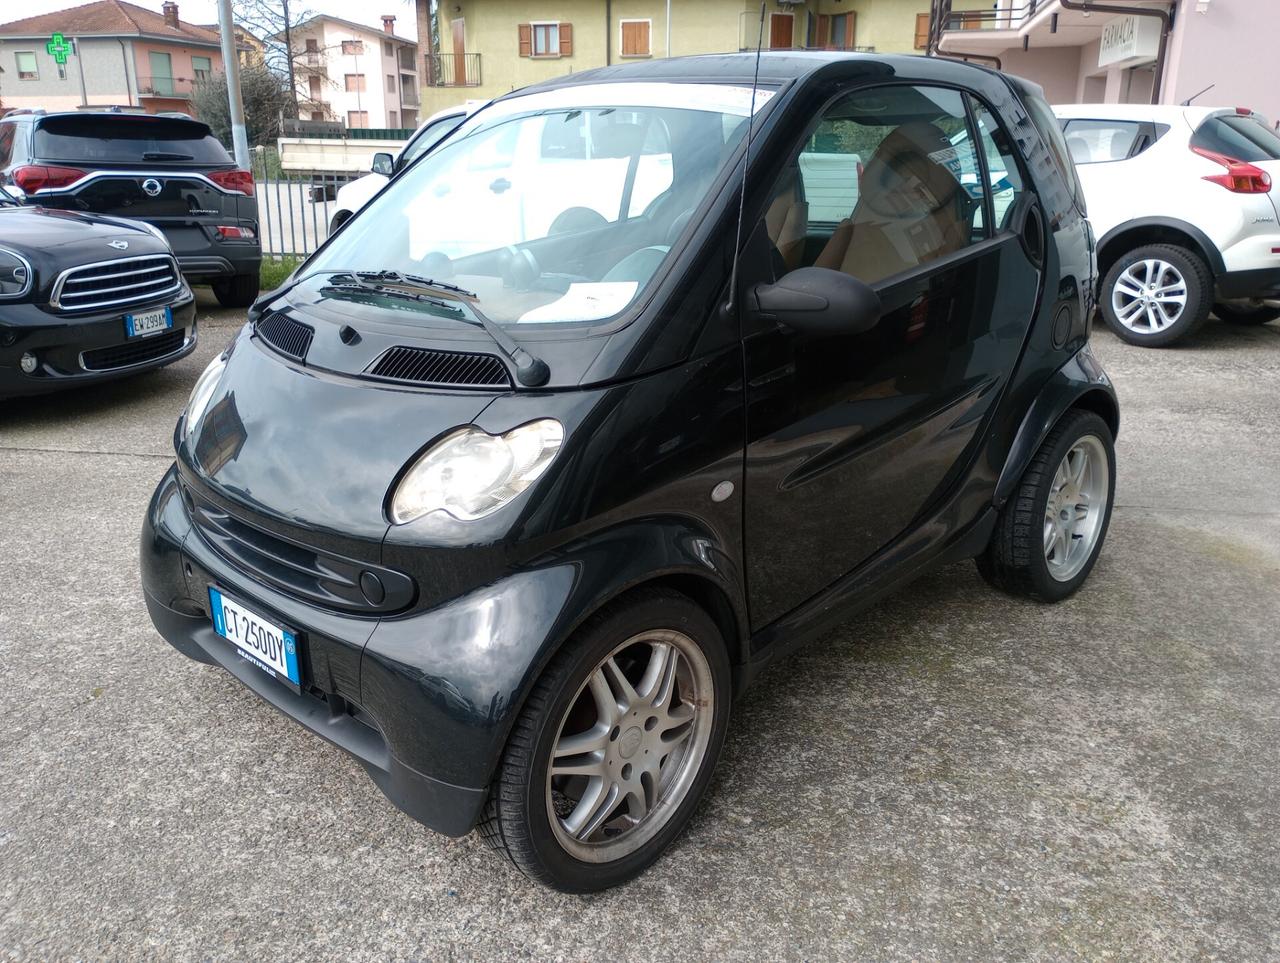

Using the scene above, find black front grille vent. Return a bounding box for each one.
[82,328,187,371]
[367,346,512,388]
[255,312,314,362]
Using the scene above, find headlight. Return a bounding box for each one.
[183,353,227,442]
[390,419,564,524]
[0,248,33,299]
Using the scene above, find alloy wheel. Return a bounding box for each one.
[1111,259,1188,334]
[546,629,714,863]
[1043,434,1110,582]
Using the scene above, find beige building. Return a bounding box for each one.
[413,0,939,115]
[288,14,419,130]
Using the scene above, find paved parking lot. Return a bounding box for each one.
[2,294,1278,960]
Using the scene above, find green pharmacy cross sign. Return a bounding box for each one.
[46,33,74,65]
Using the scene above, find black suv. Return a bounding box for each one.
[0,111,260,307]
[143,53,1117,892]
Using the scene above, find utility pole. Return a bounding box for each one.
[217,0,250,168]
[282,0,298,117]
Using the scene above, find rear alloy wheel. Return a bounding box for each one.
[978,409,1116,602]
[212,272,260,308]
[1100,244,1212,347]
[1214,300,1280,326]
[479,589,730,892]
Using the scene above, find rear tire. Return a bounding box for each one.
[478,588,731,893]
[978,409,1115,603]
[1214,301,1280,326]
[212,272,260,309]
[1099,243,1212,347]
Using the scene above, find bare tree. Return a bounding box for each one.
[232,0,314,118]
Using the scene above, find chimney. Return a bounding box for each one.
[381,15,395,34]
[162,1,179,28]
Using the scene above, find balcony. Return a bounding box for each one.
[397,47,416,72]
[929,0,1159,61]
[424,53,481,88]
[137,75,196,99]
[400,74,419,105]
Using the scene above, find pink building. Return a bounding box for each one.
[930,0,1279,122]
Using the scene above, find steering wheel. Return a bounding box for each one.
[502,246,541,291]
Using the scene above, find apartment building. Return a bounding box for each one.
[288,14,419,130]
[413,0,941,115]
[932,0,1279,121]
[0,0,224,115]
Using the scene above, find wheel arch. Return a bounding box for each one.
[994,346,1119,508]
[1095,217,1224,290]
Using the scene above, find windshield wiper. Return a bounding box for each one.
[339,269,549,387]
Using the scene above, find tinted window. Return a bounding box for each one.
[780,85,987,285]
[970,98,1026,232]
[1191,114,1280,162]
[0,123,15,167]
[1061,119,1146,164]
[33,116,231,165]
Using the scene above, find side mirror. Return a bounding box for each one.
[750,266,881,336]
[371,152,395,176]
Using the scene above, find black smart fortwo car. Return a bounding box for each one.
[0,201,195,397]
[142,53,1118,892]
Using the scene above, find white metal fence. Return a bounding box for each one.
[250,149,353,259]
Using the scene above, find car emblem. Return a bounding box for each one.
[108,239,129,250]
[141,178,163,197]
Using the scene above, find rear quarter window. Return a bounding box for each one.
[1190,114,1280,162]
[1060,119,1159,164]
[33,116,232,166]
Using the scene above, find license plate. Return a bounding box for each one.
[125,306,173,338]
[208,587,302,692]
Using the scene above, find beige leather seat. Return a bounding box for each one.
[814,122,969,284]
[765,168,809,272]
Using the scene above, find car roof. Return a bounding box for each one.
[510,51,1000,98]
[1052,103,1222,125]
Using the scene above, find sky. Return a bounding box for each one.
[6,0,419,39]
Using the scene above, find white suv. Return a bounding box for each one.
[1054,104,1280,346]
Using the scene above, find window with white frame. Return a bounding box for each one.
[533,22,559,56]
[15,51,38,80]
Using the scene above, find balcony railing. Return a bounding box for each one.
[137,75,197,99]
[934,0,1040,36]
[424,53,481,88]
[400,75,420,105]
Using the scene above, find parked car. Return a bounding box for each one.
[142,53,1118,892]
[0,195,196,397]
[329,104,477,235]
[1055,103,1280,346]
[0,110,261,308]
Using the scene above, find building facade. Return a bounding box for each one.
[0,0,224,115]
[413,0,942,115]
[933,0,1279,122]
[288,14,419,130]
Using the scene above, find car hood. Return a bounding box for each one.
[179,326,500,544]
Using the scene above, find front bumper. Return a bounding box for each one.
[1216,267,1280,301]
[141,465,512,837]
[0,294,197,398]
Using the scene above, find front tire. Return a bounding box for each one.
[211,272,260,308]
[1214,300,1280,326]
[479,588,731,892]
[1099,243,1212,347]
[978,409,1116,602]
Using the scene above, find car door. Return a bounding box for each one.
[741,82,1044,628]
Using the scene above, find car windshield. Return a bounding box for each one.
[305,82,775,326]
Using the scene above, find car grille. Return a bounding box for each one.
[255,311,314,362]
[367,345,511,388]
[185,486,416,614]
[81,328,188,371]
[52,255,183,312]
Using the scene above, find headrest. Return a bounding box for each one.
[858,122,961,219]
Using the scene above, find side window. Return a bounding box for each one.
[0,124,15,168]
[1060,119,1145,164]
[969,98,1026,233]
[780,84,986,285]
[1020,92,1085,221]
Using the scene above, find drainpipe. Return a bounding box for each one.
[605,0,612,65]
[665,0,670,58]
[73,38,88,106]
[117,38,134,106]
[1056,0,1171,106]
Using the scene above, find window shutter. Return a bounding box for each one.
[559,22,573,56]
[845,11,856,48]
[814,15,830,48]
[915,13,930,49]
[518,23,532,57]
